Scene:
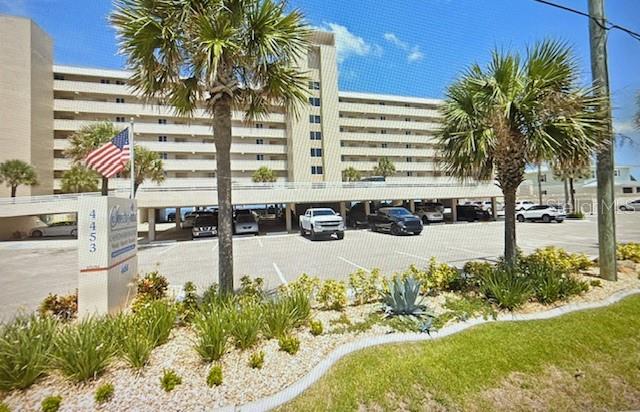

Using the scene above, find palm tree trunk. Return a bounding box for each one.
[214,97,234,294]
[569,178,576,214]
[133,182,139,197]
[503,187,518,267]
[11,185,17,197]
[101,177,108,196]
[563,178,570,211]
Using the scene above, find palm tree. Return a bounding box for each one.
[635,92,640,130]
[123,146,165,196]
[112,0,309,293]
[342,166,362,182]
[60,165,100,193]
[373,157,396,179]
[437,40,605,266]
[65,122,122,195]
[0,159,38,197]
[552,154,592,213]
[252,166,277,183]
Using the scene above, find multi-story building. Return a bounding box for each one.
[0,15,501,239]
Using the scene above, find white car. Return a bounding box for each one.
[30,221,77,238]
[415,203,444,224]
[234,213,259,235]
[516,205,566,223]
[515,200,535,211]
[299,208,345,240]
[619,199,640,211]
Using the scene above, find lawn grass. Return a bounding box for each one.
[279,295,640,411]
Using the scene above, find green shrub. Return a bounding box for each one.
[0,314,57,391]
[309,319,323,336]
[249,351,265,369]
[617,242,640,263]
[278,335,300,355]
[331,313,382,335]
[527,260,589,304]
[135,300,177,347]
[479,267,532,310]
[433,295,497,329]
[239,276,265,301]
[462,261,493,289]
[349,268,383,305]
[523,246,592,274]
[229,302,262,350]
[119,317,154,370]
[193,309,228,362]
[285,273,321,299]
[131,271,169,311]
[287,290,311,327]
[41,395,62,412]
[51,317,118,382]
[207,364,223,387]
[160,369,182,392]
[567,211,585,219]
[178,281,199,324]
[94,382,114,404]
[329,313,351,327]
[38,292,77,322]
[0,402,10,412]
[590,279,602,288]
[262,298,296,339]
[426,257,461,291]
[317,280,347,310]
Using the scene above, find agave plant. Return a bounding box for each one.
[383,278,428,317]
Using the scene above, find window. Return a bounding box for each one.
[116,97,125,103]
[54,73,64,80]
[309,97,321,106]
[115,116,125,123]
[381,143,388,148]
[115,80,125,85]
[406,157,413,162]
[405,131,411,135]
[308,81,320,90]
[310,131,322,140]
[406,171,413,177]
[405,118,410,122]
[539,174,547,182]
[158,119,167,124]
[311,166,323,175]
[380,116,386,120]
[379,102,385,105]
[158,135,167,142]
[309,115,321,124]
[623,187,633,194]
[614,169,620,176]
[256,138,264,145]
[381,130,387,134]
[100,79,111,84]
[310,148,322,157]
[340,127,345,132]
[255,123,263,129]
[637,187,640,193]
[160,152,168,160]
[256,154,264,160]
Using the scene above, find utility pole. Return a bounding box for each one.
[588,0,617,280]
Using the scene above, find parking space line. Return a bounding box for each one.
[395,251,430,261]
[294,236,307,244]
[272,262,288,285]
[257,238,263,248]
[337,256,370,272]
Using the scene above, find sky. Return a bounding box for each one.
[1,0,638,171]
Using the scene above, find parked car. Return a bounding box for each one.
[456,204,491,222]
[192,213,218,239]
[368,207,422,235]
[619,199,640,211]
[167,212,176,222]
[515,200,535,211]
[516,204,566,223]
[30,221,77,238]
[234,213,259,235]
[182,210,215,229]
[415,202,444,224]
[347,202,372,228]
[299,208,345,240]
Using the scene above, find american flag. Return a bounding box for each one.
[85,128,130,178]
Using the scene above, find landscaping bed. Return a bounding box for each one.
[1,244,639,412]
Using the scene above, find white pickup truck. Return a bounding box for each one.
[299,208,345,240]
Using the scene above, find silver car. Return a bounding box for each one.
[415,203,444,224]
[619,199,640,211]
[234,213,259,235]
[30,221,77,238]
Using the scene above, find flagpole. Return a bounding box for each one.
[129,119,135,199]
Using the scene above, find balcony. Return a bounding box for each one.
[339,132,436,144]
[339,117,440,132]
[53,99,286,123]
[54,139,287,155]
[341,160,436,172]
[338,102,441,120]
[162,159,287,172]
[340,146,436,158]
[53,119,287,139]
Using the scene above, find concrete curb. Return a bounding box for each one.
[232,288,640,412]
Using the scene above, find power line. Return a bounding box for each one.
[532,0,640,42]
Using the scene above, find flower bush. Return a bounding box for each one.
[38,292,77,322]
[617,242,640,263]
[349,268,383,304]
[317,280,348,310]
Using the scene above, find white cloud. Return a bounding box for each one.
[614,120,638,135]
[314,22,378,63]
[383,32,424,63]
[0,0,28,15]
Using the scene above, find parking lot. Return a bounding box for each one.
[1,213,640,319]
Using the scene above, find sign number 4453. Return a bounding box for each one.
[88,209,97,253]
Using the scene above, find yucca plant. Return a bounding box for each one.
[479,267,533,310]
[119,316,154,370]
[51,317,118,382]
[229,302,262,350]
[262,298,297,339]
[0,314,58,391]
[135,300,177,347]
[193,309,229,362]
